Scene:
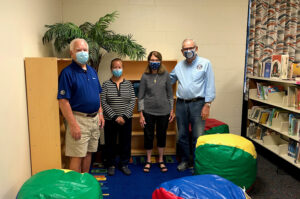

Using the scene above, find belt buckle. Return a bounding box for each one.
[87,112,97,117]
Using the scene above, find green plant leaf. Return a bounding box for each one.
[42,11,146,71]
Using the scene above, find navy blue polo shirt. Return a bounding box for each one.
[57,60,102,113]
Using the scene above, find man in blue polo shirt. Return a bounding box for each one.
[170,39,216,171]
[57,38,105,173]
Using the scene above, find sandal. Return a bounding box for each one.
[143,162,151,173]
[158,162,168,172]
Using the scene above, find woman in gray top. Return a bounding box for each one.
[138,51,175,173]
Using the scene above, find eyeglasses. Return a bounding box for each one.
[182,46,195,51]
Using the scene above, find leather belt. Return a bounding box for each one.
[73,111,98,117]
[177,97,204,103]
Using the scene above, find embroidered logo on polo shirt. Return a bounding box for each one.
[60,90,66,95]
[197,64,203,70]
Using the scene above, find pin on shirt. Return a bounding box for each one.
[197,64,203,70]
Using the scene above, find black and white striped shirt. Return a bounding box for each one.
[100,79,136,120]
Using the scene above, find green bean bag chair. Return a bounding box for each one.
[194,134,257,190]
[17,169,102,199]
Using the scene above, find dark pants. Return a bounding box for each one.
[176,99,205,162]
[143,112,170,149]
[104,118,132,167]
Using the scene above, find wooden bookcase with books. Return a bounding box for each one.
[122,60,178,156]
[247,75,300,169]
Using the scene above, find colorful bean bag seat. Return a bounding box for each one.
[194,134,257,190]
[17,169,102,199]
[189,118,229,135]
[152,174,250,199]
[204,118,229,134]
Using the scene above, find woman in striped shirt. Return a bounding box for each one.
[101,58,136,176]
[138,51,175,173]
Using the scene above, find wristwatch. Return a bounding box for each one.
[205,103,211,107]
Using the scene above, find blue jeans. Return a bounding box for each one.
[176,99,205,162]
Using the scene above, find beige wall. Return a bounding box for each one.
[62,0,249,134]
[0,0,62,198]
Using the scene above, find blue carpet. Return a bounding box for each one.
[107,163,192,199]
[91,156,193,199]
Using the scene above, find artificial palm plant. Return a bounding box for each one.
[42,11,146,72]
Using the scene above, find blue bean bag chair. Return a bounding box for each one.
[152,174,250,199]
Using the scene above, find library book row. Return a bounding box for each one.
[256,54,300,80]
[256,82,300,108]
[249,106,300,139]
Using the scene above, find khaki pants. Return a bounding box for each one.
[65,113,100,157]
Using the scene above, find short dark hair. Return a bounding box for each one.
[110,58,123,69]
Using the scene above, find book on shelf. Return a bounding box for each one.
[263,62,271,78]
[259,109,271,124]
[268,85,284,93]
[249,106,259,119]
[288,114,300,136]
[280,55,289,79]
[256,83,266,100]
[267,108,277,126]
[295,141,300,164]
[252,107,264,121]
[292,62,300,78]
[288,139,297,158]
[270,54,289,79]
[271,55,282,78]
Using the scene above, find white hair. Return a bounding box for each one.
[69,38,89,52]
[182,39,197,48]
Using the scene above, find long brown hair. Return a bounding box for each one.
[145,51,166,74]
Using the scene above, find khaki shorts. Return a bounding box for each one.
[65,112,100,157]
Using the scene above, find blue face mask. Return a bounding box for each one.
[149,62,160,70]
[183,49,196,59]
[112,69,123,77]
[76,51,89,65]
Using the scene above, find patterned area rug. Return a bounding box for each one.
[90,155,193,199]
